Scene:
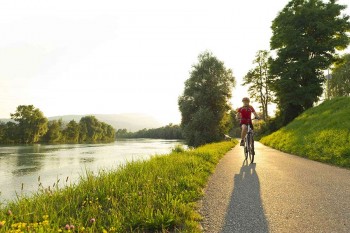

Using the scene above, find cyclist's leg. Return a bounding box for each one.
[240,124,247,146]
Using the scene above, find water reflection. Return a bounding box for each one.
[0,139,184,202]
[79,157,95,163]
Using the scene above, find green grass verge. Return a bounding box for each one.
[0,140,237,232]
[260,97,350,168]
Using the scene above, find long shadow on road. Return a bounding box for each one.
[221,161,269,233]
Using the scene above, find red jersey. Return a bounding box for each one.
[237,106,255,124]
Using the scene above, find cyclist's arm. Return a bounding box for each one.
[253,111,259,119]
[236,111,241,120]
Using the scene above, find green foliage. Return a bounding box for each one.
[260,97,350,168]
[43,120,63,143]
[0,122,12,144]
[62,120,80,143]
[228,109,241,138]
[329,53,350,97]
[243,50,273,120]
[178,51,236,147]
[0,105,115,144]
[270,0,350,125]
[0,141,237,232]
[10,105,48,144]
[171,144,186,153]
[116,124,183,139]
[78,116,115,143]
[75,116,115,143]
[0,122,5,143]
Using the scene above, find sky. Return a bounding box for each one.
[1,0,349,125]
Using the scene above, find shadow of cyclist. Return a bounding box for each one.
[221,161,269,233]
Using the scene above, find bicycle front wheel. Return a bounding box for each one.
[244,139,248,160]
[250,133,255,164]
[246,135,252,162]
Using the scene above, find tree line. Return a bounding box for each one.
[0,105,116,144]
[178,0,350,147]
[116,124,183,139]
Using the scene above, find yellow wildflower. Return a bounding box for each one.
[0,221,5,228]
[42,220,49,226]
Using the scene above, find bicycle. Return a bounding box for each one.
[243,119,257,164]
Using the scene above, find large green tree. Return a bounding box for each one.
[10,105,48,143]
[178,51,235,147]
[243,50,273,120]
[79,116,103,143]
[270,0,350,125]
[329,53,350,97]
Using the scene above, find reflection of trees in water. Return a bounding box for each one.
[222,161,269,233]
[80,157,95,163]
[12,145,45,176]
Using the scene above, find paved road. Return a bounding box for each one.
[199,142,350,233]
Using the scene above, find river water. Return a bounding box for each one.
[0,139,184,202]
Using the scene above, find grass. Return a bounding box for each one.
[0,140,237,232]
[260,97,350,168]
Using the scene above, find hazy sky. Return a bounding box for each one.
[1,0,349,124]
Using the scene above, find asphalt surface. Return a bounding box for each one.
[199,142,350,233]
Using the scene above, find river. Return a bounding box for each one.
[0,139,184,202]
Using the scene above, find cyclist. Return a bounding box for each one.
[236,97,259,146]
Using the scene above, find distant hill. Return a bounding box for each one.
[1,113,163,132]
[260,97,350,168]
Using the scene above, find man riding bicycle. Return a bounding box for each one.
[236,97,259,146]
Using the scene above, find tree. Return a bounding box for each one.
[10,105,48,143]
[178,51,236,147]
[243,50,273,120]
[43,119,64,143]
[3,122,19,143]
[63,120,80,143]
[79,116,102,142]
[100,122,116,142]
[0,122,6,143]
[78,116,115,143]
[270,0,350,125]
[115,129,132,138]
[329,53,350,97]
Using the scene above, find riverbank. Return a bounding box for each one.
[0,140,237,232]
[0,139,184,202]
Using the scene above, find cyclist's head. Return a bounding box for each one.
[242,97,250,105]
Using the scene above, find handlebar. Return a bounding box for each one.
[237,117,260,121]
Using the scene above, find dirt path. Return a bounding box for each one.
[199,142,350,233]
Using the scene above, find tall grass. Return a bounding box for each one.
[260,97,350,168]
[0,140,236,232]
